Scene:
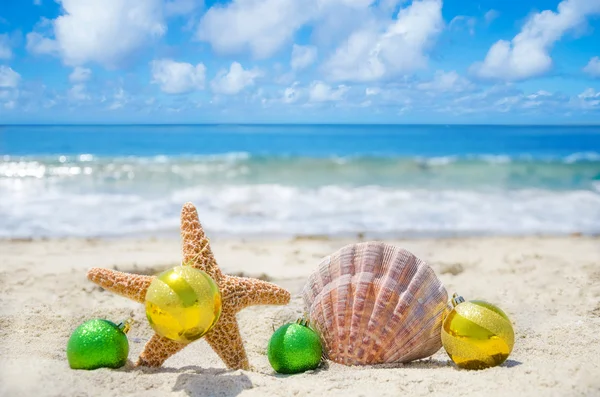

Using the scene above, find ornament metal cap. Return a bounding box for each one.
[296,315,310,328]
[451,293,465,307]
[117,318,134,334]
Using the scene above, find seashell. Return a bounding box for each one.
[301,241,449,366]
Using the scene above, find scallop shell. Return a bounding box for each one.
[301,241,449,366]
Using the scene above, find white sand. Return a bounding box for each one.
[1,236,599,397]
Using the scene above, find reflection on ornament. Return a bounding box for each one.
[145,266,222,343]
[67,319,132,370]
[268,319,322,374]
[441,293,515,370]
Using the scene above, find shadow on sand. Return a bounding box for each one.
[172,371,253,397]
[501,359,522,368]
[118,364,253,397]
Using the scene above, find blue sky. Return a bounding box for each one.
[0,0,599,124]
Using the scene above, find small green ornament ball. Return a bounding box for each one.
[267,322,322,374]
[66,319,129,370]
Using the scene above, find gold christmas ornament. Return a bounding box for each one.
[441,293,515,370]
[145,265,221,343]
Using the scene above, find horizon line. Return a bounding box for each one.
[2,122,600,127]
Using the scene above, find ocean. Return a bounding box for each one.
[1,124,599,238]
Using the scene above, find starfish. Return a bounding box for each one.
[87,202,291,370]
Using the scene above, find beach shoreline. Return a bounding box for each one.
[3,125,600,240]
[1,235,599,396]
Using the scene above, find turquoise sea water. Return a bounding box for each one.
[1,124,599,237]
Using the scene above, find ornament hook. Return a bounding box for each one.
[117,318,134,334]
[451,293,465,307]
[297,313,311,327]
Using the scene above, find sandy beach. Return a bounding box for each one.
[3,0,600,395]
[1,235,599,397]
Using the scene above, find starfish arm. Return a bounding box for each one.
[180,202,223,282]
[87,268,153,303]
[136,333,188,367]
[224,276,291,311]
[204,314,250,370]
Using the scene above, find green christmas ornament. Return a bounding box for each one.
[267,319,322,374]
[66,318,131,370]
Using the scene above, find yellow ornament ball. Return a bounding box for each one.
[145,265,222,343]
[441,293,514,370]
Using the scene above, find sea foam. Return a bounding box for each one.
[1,183,599,238]
[1,153,599,238]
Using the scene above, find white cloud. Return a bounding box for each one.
[449,15,476,35]
[197,0,311,59]
[575,88,600,110]
[68,83,90,101]
[471,0,600,81]
[0,66,20,88]
[579,88,600,99]
[291,44,317,70]
[322,0,443,82]
[150,58,206,94]
[211,62,262,95]
[0,34,12,59]
[274,70,295,85]
[583,57,600,78]
[34,0,42,5]
[484,9,499,25]
[417,70,473,92]
[365,87,381,96]
[67,67,92,101]
[309,81,349,102]
[322,0,376,7]
[196,0,383,59]
[526,90,552,99]
[108,88,129,110]
[310,1,376,49]
[26,0,166,67]
[282,82,301,103]
[165,0,203,16]
[69,66,91,83]
[276,80,352,105]
[26,30,59,55]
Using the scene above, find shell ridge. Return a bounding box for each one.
[302,289,332,359]
[371,248,421,363]
[389,293,448,362]
[312,280,335,358]
[303,256,330,315]
[382,263,445,362]
[359,243,402,363]
[382,264,429,362]
[345,243,370,363]
[303,274,321,308]
[348,273,374,362]
[315,255,335,345]
[318,253,345,359]
[348,242,384,362]
[334,244,358,363]
[303,242,448,366]
[303,253,337,360]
